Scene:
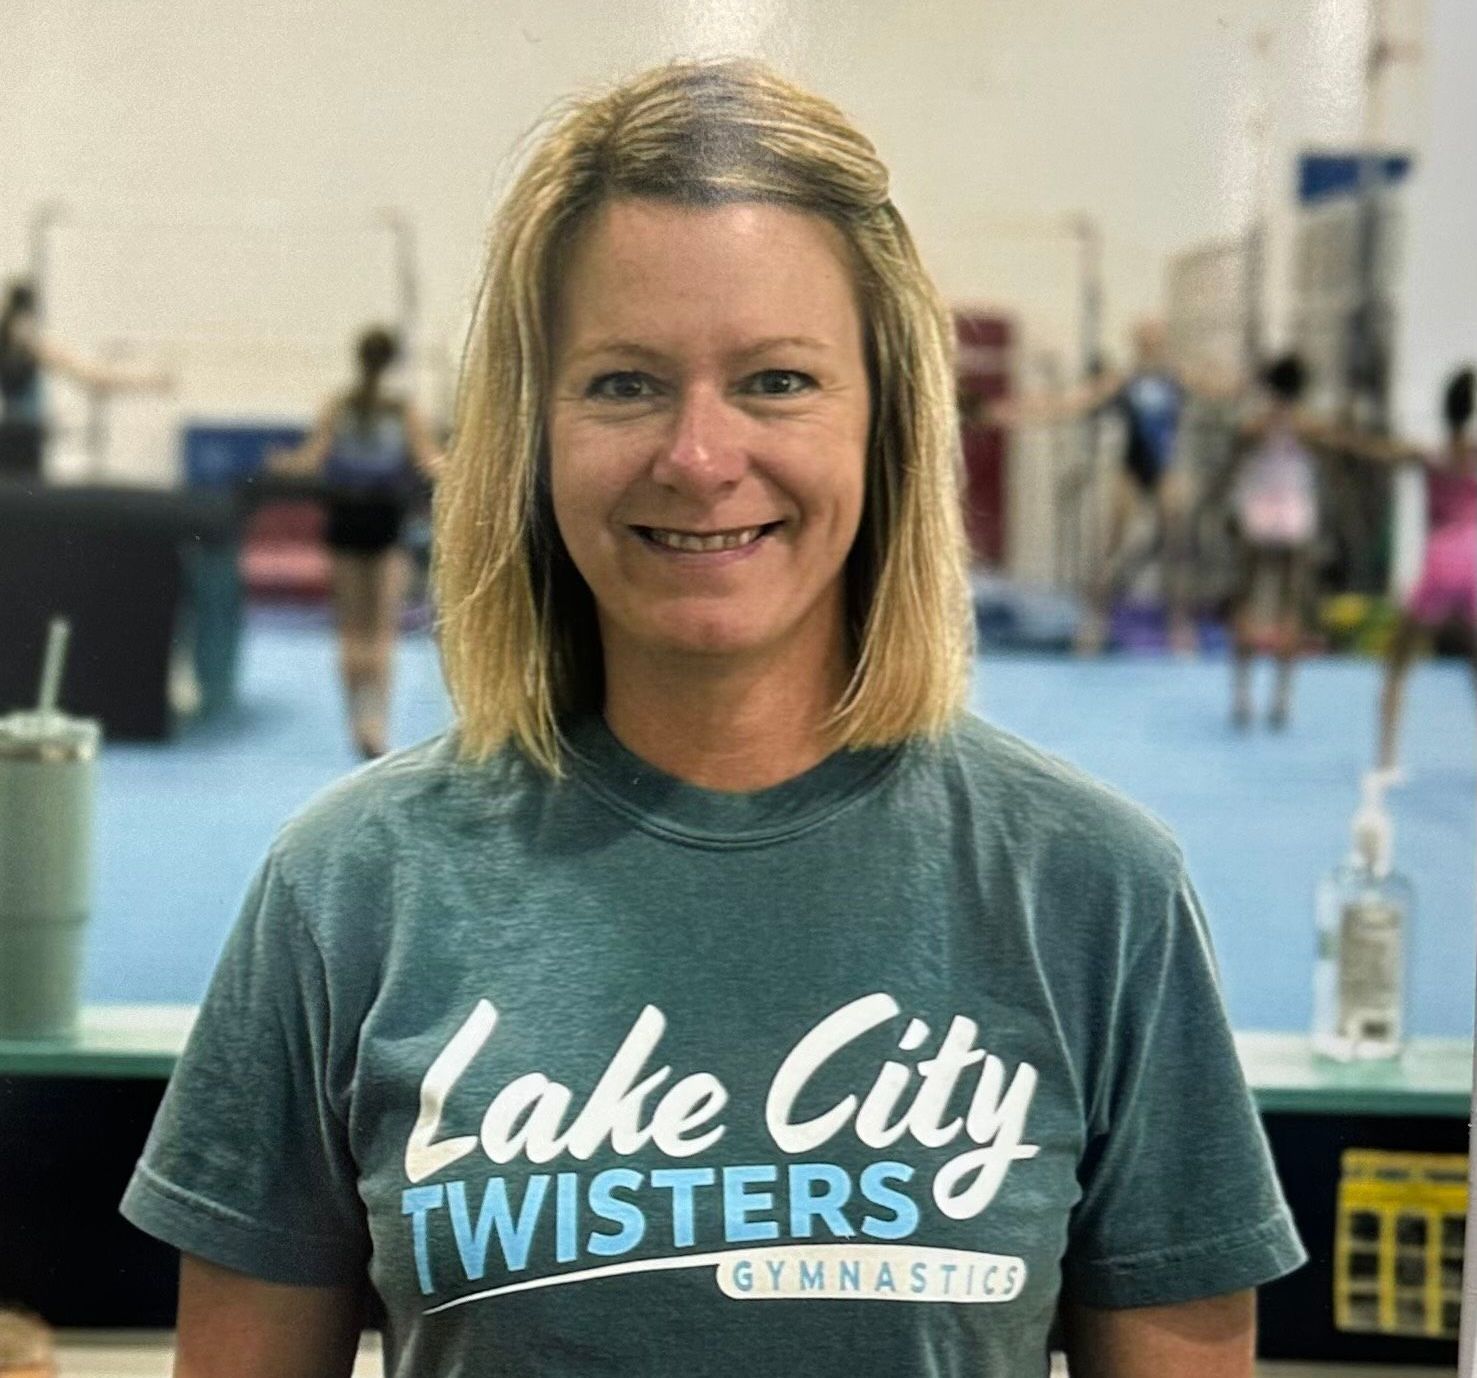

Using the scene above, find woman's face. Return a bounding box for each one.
[547,198,871,676]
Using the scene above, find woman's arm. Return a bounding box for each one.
[1177,360,1247,405]
[1061,1289,1256,1378]
[267,401,343,478]
[1294,415,1424,466]
[401,399,445,480]
[174,1254,363,1378]
[980,370,1123,428]
[24,324,172,394]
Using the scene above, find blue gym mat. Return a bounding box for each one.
[87,614,1475,1038]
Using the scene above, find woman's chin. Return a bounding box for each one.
[615,613,782,665]
[652,624,769,662]
[600,593,846,673]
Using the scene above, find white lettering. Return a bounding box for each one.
[479,1073,573,1163]
[650,1072,728,1155]
[404,1000,495,1184]
[933,1060,1040,1218]
[766,993,899,1153]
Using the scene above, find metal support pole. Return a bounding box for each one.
[1071,215,1105,597]
[379,209,420,366]
[25,200,68,321]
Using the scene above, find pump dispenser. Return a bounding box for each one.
[1313,771,1412,1061]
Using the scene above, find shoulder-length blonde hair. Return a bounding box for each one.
[434,57,972,772]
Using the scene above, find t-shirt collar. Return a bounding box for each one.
[559,712,903,847]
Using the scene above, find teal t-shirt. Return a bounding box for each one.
[121,713,1304,1376]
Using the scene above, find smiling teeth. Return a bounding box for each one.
[647,526,764,552]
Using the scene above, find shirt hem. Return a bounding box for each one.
[1065,1211,1308,1308]
[120,1161,367,1288]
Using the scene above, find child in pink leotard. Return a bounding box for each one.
[1227,354,1319,728]
[1378,368,1476,770]
[1405,460,1476,624]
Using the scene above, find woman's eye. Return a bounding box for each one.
[745,369,814,397]
[588,372,657,401]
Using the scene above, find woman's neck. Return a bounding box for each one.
[601,641,853,793]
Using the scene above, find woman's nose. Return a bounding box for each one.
[650,385,747,496]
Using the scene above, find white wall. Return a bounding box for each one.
[0,0,1458,494]
[1393,0,1476,442]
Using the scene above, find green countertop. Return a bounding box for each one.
[0,1005,197,1080]
[1,1009,1472,1118]
[1234,1030,1473,1117]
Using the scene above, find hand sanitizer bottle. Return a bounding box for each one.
[1313,771,1412,1061]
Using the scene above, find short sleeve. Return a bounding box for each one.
[119,855,370,1285]
[1063,867,1306,1307]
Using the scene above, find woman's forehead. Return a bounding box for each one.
[551,198,863,350]
[566,197,851,273]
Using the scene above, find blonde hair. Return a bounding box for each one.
[0,1307,53,1374]
[434,57,971,772]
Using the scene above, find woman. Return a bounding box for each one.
[122,60,1303,1377]
[270,327,442,758]
[0,279,169,479]
[1376,367,1476,771]
[1226,354,1319,729]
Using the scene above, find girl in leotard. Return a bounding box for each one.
[271,327,442,758]
[1376,368,1476,771]
[0,279,169,479]
[986,319,1235,655]
[1226,354,1319,729]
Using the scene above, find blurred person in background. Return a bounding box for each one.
[988,319,1239,656]
[1225,354,1319,730]
[269,326,442,758]
[0,278,171,480]
[1366,366,1476,771]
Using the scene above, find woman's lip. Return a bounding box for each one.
[629,522,783,537]
[627,522,780,560]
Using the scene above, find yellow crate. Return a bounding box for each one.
[1334,1149,1466,1339]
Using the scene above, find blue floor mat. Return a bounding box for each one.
[87,618,1475,1038]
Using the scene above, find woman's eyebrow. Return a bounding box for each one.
[731,335,831,361]
[565,335,832,367]
[562,340,673,368]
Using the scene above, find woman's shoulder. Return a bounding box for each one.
[1433,441,1477,472]
[267,729,543,884]
[910,713,1183,878]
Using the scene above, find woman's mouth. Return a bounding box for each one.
[632,522,782,553]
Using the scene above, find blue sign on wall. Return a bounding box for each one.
[181,422,307,488]
[1298,151,1413,205]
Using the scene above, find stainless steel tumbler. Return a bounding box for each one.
[0,708,100,1039]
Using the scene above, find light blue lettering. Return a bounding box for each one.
[448,1175,549,1277]
[858,1161,918,1241]
[650,1166,716,1249]
[910,1261,927,1293]
[723,1164,780,1244]
[401,1184,444,1296]
[732,1259,754,1292]
[765,1259,786,1288]
[556,1173,579,1263]
[799,1259,826,1290]
[839,1259,862,1291]
[787,1162,853,1239]
[587,1168,647,1257]
[876,1262,896,1292]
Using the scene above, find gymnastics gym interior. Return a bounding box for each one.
[1,1,1473,1373]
